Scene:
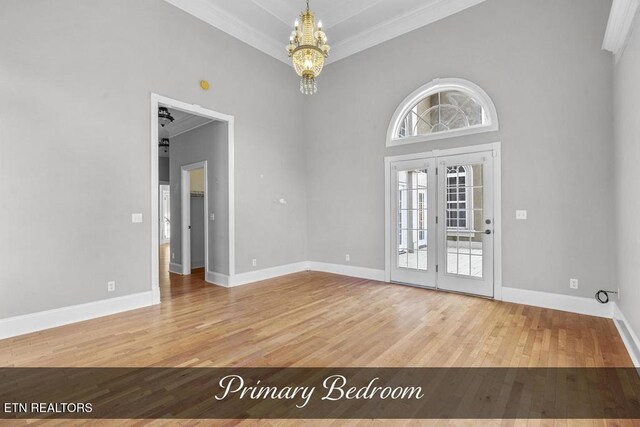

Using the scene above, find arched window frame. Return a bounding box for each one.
[386,78,499,147]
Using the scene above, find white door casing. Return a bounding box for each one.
[159,186,171,245]
[150,93,235,303]
[181,162,208,276]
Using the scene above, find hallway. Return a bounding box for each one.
[159,243,205,300]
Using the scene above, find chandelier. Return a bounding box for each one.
[158,107,174,127]
[159,128,170,153]
[286,0,330,95]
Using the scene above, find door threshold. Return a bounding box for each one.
[391,281,494,300]
[390,281,436,291]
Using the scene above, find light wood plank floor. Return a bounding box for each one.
[0,245,636,426]
[0,245,631,368]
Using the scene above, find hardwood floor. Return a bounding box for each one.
[0,244,631,368]
[0,245,635,425]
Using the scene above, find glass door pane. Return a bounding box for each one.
[397,169,429,272]
[390,158,437,289]
[444,164,483,279]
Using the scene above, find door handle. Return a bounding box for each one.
[485,230,492,235]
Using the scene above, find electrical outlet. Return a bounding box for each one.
[171,253,175,260]
[209,213,215,221]
[252,259,257,267]
[107,281,116,292]
[516,210,528,220]
[131,213,143,223]
[569,279,578,290]
[345,254,350,262]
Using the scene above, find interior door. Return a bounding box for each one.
[390,158,437,288]
[436,152,494,297]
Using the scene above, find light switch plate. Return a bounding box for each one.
[516,210,528,220]
[209,213,215,221]
[132,213,143,223]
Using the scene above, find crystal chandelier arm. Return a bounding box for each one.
[286,0,328,95]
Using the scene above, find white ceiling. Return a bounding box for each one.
[164,0,486,65]
[159,108,214,157]
[162,108,213,139]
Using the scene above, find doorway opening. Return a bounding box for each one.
[150,94,235,304]
[384,143,502,299]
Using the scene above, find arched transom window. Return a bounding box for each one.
[387,78,499,146]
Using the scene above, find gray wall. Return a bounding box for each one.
[614,18,640,336]
[305,0,615,299]
[0,0,620,320]
[0,0,308,318]
[170,121,230,275]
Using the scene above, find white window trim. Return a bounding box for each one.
[386,78,499,147]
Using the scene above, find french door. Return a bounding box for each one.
[390,151,495,298]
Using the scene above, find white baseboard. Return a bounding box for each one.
[502,287,613,318]
[229,262,309,287]
[307,262,385,282]
[4,260,630,346]
[169,262,183,274]
[206,261,385,288]
[613,303,640,367]
[0,291,157,340]
[206,270,230,287]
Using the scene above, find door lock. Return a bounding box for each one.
[485,219,492,225]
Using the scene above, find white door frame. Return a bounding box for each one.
[159,184,171,245]
[181,161,208,275]
[384,142,503,300]
[150,93,235,303]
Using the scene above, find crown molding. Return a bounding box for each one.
[163,0,290,64]
[603,0,640,62]
[164,0,486,67]
[250,0,298,27]
[325,0,486,65]
[250,0,385,30]
[322,0,386,30]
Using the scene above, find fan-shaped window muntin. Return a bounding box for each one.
[398,91,487,138]
[388,79,499,146]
